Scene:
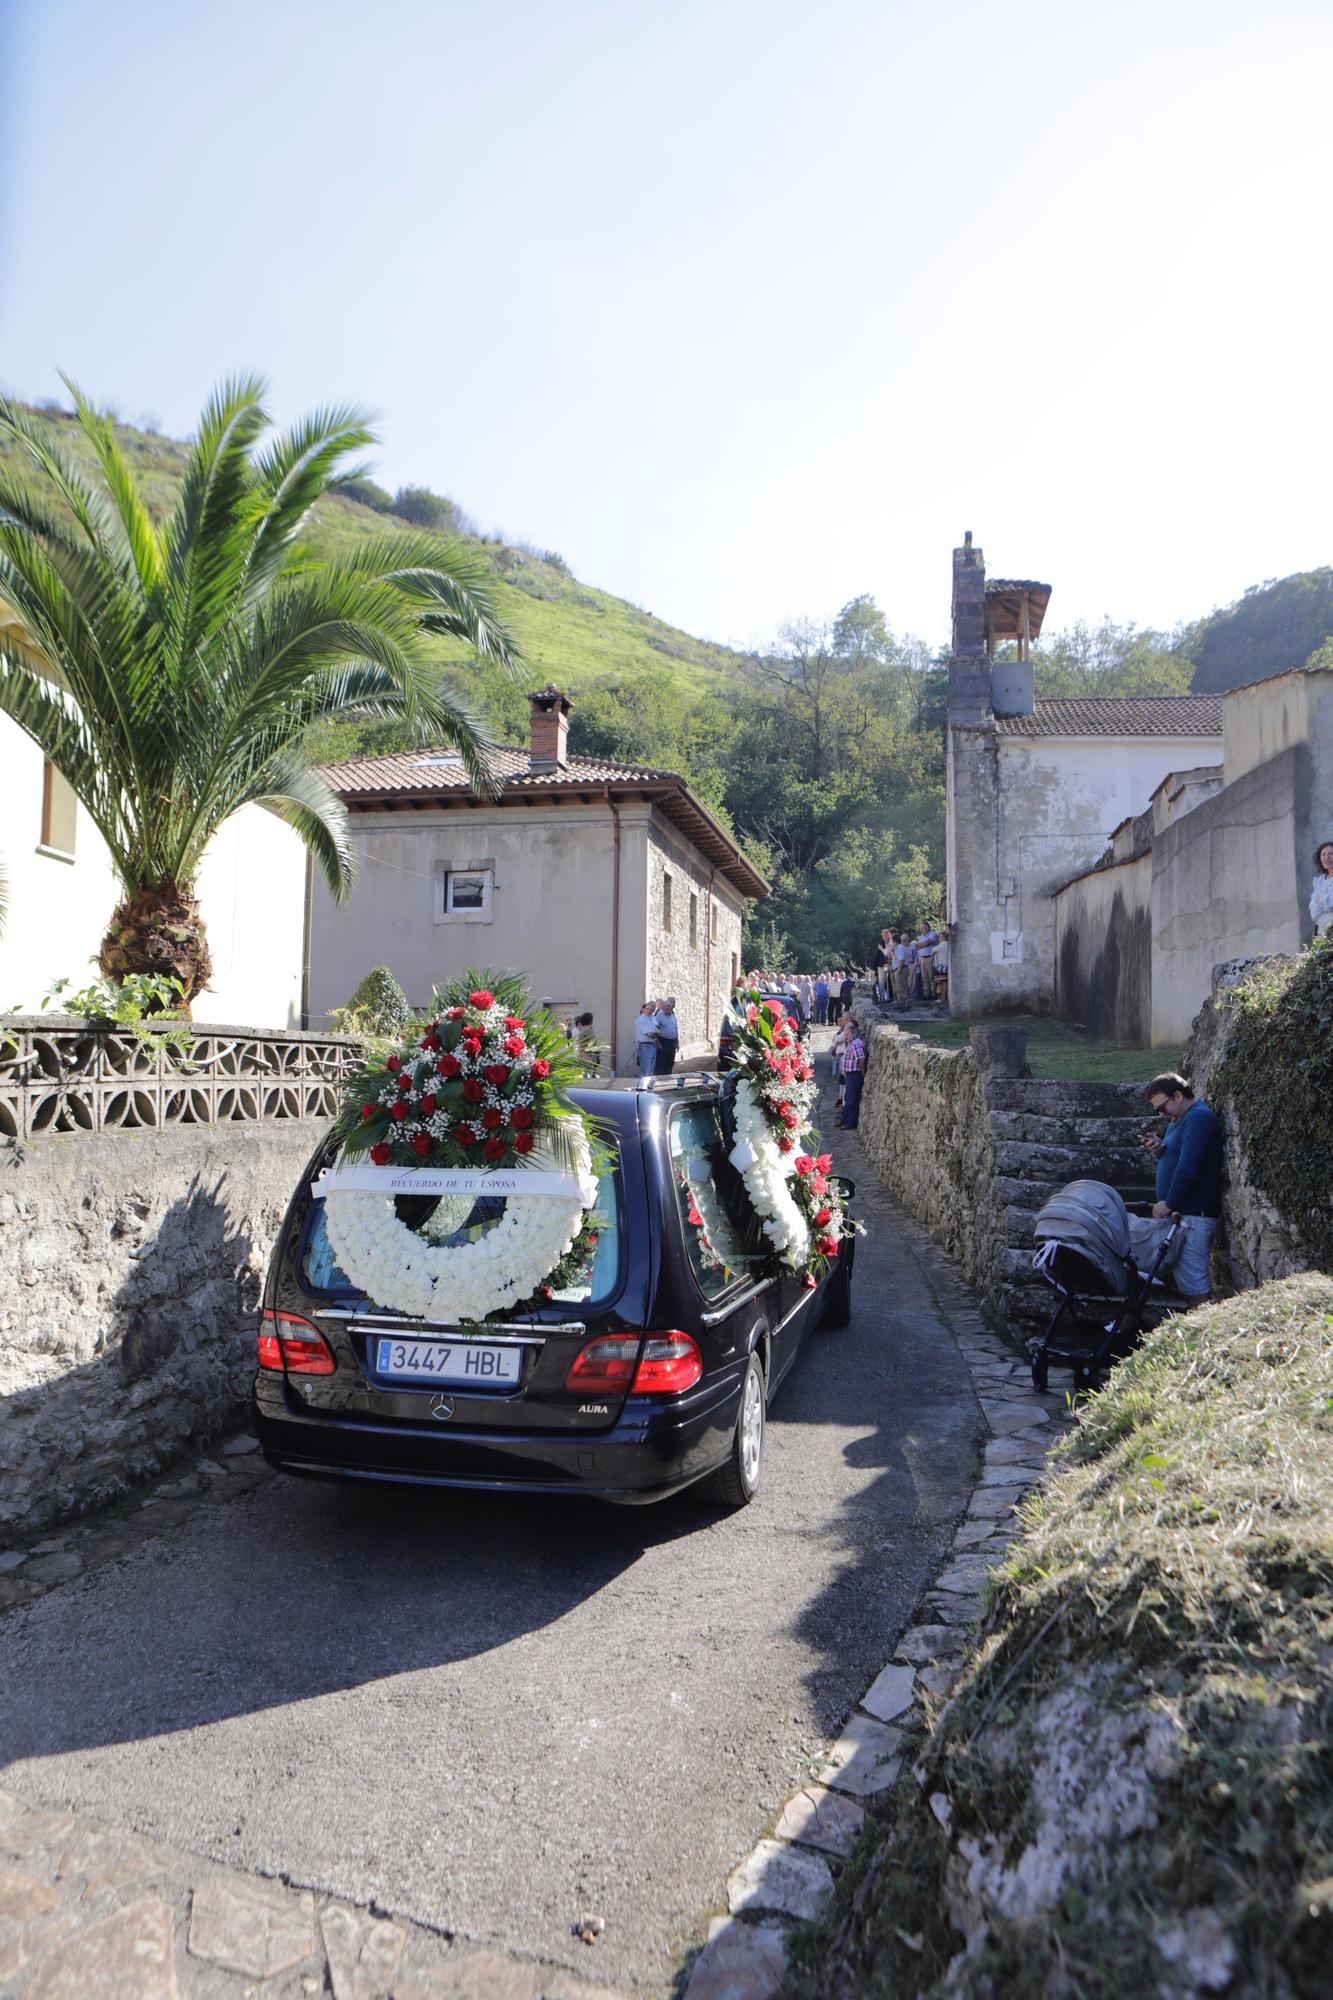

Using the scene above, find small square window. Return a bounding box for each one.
[689,892,698,948]
[662,871,673,932]
[435,867,493,924]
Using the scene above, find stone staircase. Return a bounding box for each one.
[984,1077,1159,1330]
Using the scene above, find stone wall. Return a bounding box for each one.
[854,1007,1155,1334]
[1053,849,1152,1044]
[0,1120,326,1539]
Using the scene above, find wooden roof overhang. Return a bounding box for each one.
[341,774,771,900]
[984,579,1052,658]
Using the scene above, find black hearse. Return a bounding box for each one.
[253,1076,853,1508]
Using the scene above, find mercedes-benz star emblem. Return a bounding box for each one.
[429,1393,455,1421]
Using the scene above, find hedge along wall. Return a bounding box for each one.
[1186,947,1332,1287]
[0,1120,327,1540]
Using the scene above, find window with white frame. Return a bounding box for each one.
[434,865,494,924]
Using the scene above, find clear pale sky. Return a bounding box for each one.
[2,0,1330,653]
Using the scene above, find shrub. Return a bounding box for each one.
[337,475,396,513]
[1216,936,1333,1268]
[329,964,411,1039]
[392,485,462,532]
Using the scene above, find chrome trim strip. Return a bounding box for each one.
[699,1277,777,1327]
[771,1292,818,1339]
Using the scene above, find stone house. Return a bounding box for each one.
[0,710,308,1026]
[945,535,1222,1018]
[307,687,768,1071]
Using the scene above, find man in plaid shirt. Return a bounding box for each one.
[836,1017,866,1129]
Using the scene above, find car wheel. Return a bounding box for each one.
[819,1242,854,1329]
[704,1351,766,1508]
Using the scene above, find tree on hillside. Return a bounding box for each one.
[1032,618,1193,699]
[1183,569,1333,693]
[0,377,522,1008]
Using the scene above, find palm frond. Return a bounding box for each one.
[243,404,377,596]
[214,756,353,904]
[334,531,526,675]
[61,375,165,594]
[164,374,271,667]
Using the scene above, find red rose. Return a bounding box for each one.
[420,1033,439,1053]
[391,1102,407,1121]
[411,1132,431,1156]
[483,1063,510,1086]
[446,1006,465,1019]
[812,1174,828,1196]
[468,989,495,1009]
[530,1058,550,1079]
[386,1053,401,1072]
[778,1135,794,1153]
[369,1142,391,1165]
[801,1273,817,1290]
[462,1079,483,1103]
[514,1131,535,1153]
[456,1123,477,1146]
[814,1206,833,1227]
[817,1234,838,1257]
[794,1155,814,1176]
[586,1232,599,1245]
[420,1093,438,1115]
[764,999,786,1016]
[504,1015,526,1030]
[361,1103,376,1121]
[397,1074,411,1094]
[481,1108,503,1130]
[483,1137,506,1161]
[687,1206,703,1226]
[815,1153,832,1173]
[437,1054,461,1078]
[504,1036,526,1058]
[510,1106,534,1130]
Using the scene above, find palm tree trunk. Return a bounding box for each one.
[98,882,213,1013]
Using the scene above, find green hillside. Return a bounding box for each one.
[0,401,753,722]
[1184,567,1333,694]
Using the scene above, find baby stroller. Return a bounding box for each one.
[1027,1179,1184,1393]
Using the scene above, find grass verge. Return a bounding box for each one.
[905,1014,1184,1084]
[790,1274,1333,1998]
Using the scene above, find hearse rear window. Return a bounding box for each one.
[299,1159,623,1308]
[668,1101,766,1300]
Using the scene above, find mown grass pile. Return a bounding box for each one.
[796,1276,1333,1998]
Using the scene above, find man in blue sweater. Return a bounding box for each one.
[1139,1071,1225,1306]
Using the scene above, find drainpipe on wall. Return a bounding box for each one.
[607,792,621,1074]
[704,867,715,1042]
[300,849,313,1030]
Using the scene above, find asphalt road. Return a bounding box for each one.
[0,1063,983,1994]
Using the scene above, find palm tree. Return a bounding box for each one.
[0,377,521,1007]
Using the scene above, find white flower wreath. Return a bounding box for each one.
[324,1128,600,1322]
[729,1078,813,1266]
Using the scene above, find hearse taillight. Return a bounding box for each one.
[259,1308,336,1375]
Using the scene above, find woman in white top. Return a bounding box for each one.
[1311,841,1333,937]
[633,1004,659,1078]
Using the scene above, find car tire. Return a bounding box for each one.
[703,1350,766,1508]
[820,1242,854,1329]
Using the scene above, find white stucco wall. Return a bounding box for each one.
[949,723,1221,1015]
[0,717,306,1026]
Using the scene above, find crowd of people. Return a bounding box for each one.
[871,922,949,1008]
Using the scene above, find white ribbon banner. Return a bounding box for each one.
[312,1164,583,1201]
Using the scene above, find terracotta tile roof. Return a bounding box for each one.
[317,744,676,793]
[316,745,770,898]
[994,696,1223,738]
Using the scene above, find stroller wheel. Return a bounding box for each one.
[1031,1356,1049,1394]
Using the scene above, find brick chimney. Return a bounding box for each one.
[528,684,571,771]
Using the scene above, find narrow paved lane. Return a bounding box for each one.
[0,1050,984,1993]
